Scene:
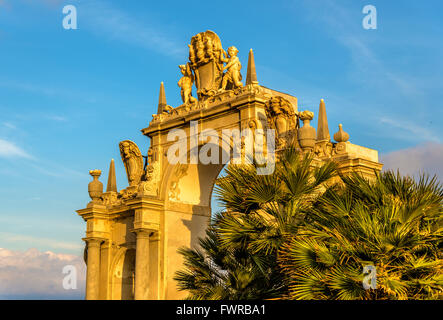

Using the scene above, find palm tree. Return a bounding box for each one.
[278,171,443,300]
[174,148,338,299]
[174,223,286,299]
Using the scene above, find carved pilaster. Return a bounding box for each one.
[127,197,163,300]
[84,237,104,300]
[133,229,154,300]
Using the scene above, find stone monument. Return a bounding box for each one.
[76,31,383,300]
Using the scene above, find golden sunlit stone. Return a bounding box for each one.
[76,30,383,300]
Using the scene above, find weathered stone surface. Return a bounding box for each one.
[77,31,383,300]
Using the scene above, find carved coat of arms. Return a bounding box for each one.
[188,30,226,98]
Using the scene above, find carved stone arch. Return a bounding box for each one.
[160,129,235,210]
[77,31,383,301]
[155,130,240,299]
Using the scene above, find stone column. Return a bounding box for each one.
[134,229,151,300]
[148,232,160,300]
[85,238,103,300]
[128,197,162,300]
[99,240,111,300]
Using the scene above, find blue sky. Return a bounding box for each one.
[0,0,442,298]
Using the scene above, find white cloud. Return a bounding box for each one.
[0,248,86,299]
[0,139,31,159]
[380,142,443,181]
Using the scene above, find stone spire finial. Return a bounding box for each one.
[106,159,117,192]
[157,82,167,114]
[316,99,330,142]
[246,49,258,85]
[333,124,350,143]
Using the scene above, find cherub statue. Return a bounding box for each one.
[119,140,144,187]
[220,46,243,91]
[178,63,197,105]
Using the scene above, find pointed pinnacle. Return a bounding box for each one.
[246,49,258,85]
[106,159,117,192]
[316,98,330,141]
[157,82,167,114]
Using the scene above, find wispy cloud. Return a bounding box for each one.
[0,215,83,233]
[26,161,87,179]
[379,117,440,143]
[302,0,421,97]
[3,0,63,9]
[78,0,186,59]
[0,78,103,105]
[2,122,16,129]
[0,232,83,251]
[0,80,57,96]
[298,0,441,143]
[46,115,67,122]
[0,139,32,159]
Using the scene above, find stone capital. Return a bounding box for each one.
[82,237,105,247]
[131,228,158,238]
